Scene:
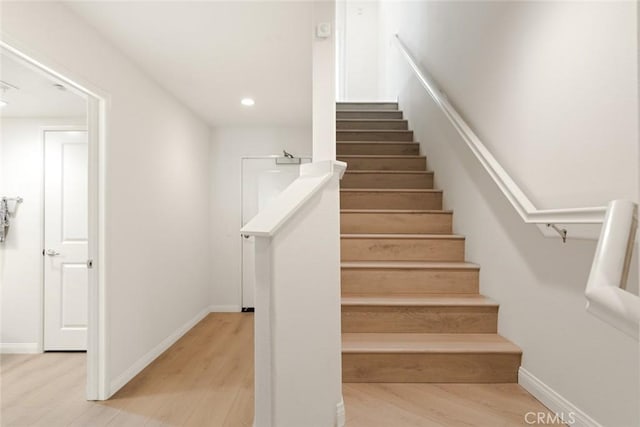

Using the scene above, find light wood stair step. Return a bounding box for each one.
[338,155,426,171]
[337,110,403,120]
[337,102,399,111]
[337,130,414,142]
[341,261,480,295]
[340,209,452,234]
[337,142,419,155]
[341,294,498,334]
[337,119,409,130]
[342,294,495,307]
[342,333,522,383]
[336,100,522,385]
[341,233,465,262]
[340,188,442,210]
[341,171,434,189]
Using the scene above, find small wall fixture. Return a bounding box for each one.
[241,98,255,107]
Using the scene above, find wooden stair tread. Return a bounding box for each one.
[337,119,406,122]
[342,333,521,354]
[341,294,497,307]
[338,155,424,159]
[336,108,402,112]
[344,170,433,174]
[341,209,451,214]
[340,188,441,193]
[338,141,417,145]
[339,129,409,132]
[341,233,464,240]
[341,261,479,270]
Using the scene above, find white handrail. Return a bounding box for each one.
[586,200,639,339]
[392,35,607,236]
[241,160,346,237]
[393,34,639,340]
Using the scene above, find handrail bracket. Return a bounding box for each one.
[547,223,567,243]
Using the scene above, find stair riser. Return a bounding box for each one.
[337,111,403,120]
[341,238,465,262]
[339,156,426,171]
[337,120,408,130]
[337,102,398,111]
[342,307,498,333]
[340,191,442,210]
[337,130,414,142]
[341,268,479,295]
[337,143,419,156]
[341,173,433,189]
[342,353,521,383]
[341,212,452,234]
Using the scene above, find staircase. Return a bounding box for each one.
[337,102,522,383]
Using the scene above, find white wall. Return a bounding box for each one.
[378,2,639,426]
[312,0,337,161]
[379,0,638,208]
[339,0,380,101]
[210,127,311,310]
[0,117,84,351]
[1,2,212,394]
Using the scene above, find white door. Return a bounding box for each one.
[241,157,310,309]
[44,130,88,350]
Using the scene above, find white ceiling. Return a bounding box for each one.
[66,1,313,127]
[0,53,86,118]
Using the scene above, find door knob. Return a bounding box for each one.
[46,249,60,256]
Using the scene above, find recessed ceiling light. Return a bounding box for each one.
[241,98,255,107]
[53,83,67,91]
[0,100,7,108]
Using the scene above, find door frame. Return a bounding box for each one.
[0,41,109,400]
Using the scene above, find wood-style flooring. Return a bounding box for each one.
[1,313,561,426]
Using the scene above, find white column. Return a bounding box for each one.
[312,0,337,162]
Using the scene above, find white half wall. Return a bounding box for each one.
[378,2,639,425]
[210,127,311,310]
[1,2,212,394]
[0,118,84,348]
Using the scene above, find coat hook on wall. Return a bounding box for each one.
[1,196,23,243]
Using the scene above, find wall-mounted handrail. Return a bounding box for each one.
[393,34,639,339]
[392,34,607,238]
[586,200,639,339]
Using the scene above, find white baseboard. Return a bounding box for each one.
[518,367,601,427]
[108,307,210,396]
[0,342,39,354]
[336,396,346,427]
[209,304,242,312]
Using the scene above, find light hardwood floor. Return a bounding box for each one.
[1,313,561,426]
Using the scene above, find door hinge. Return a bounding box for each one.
[87,259,94,269]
